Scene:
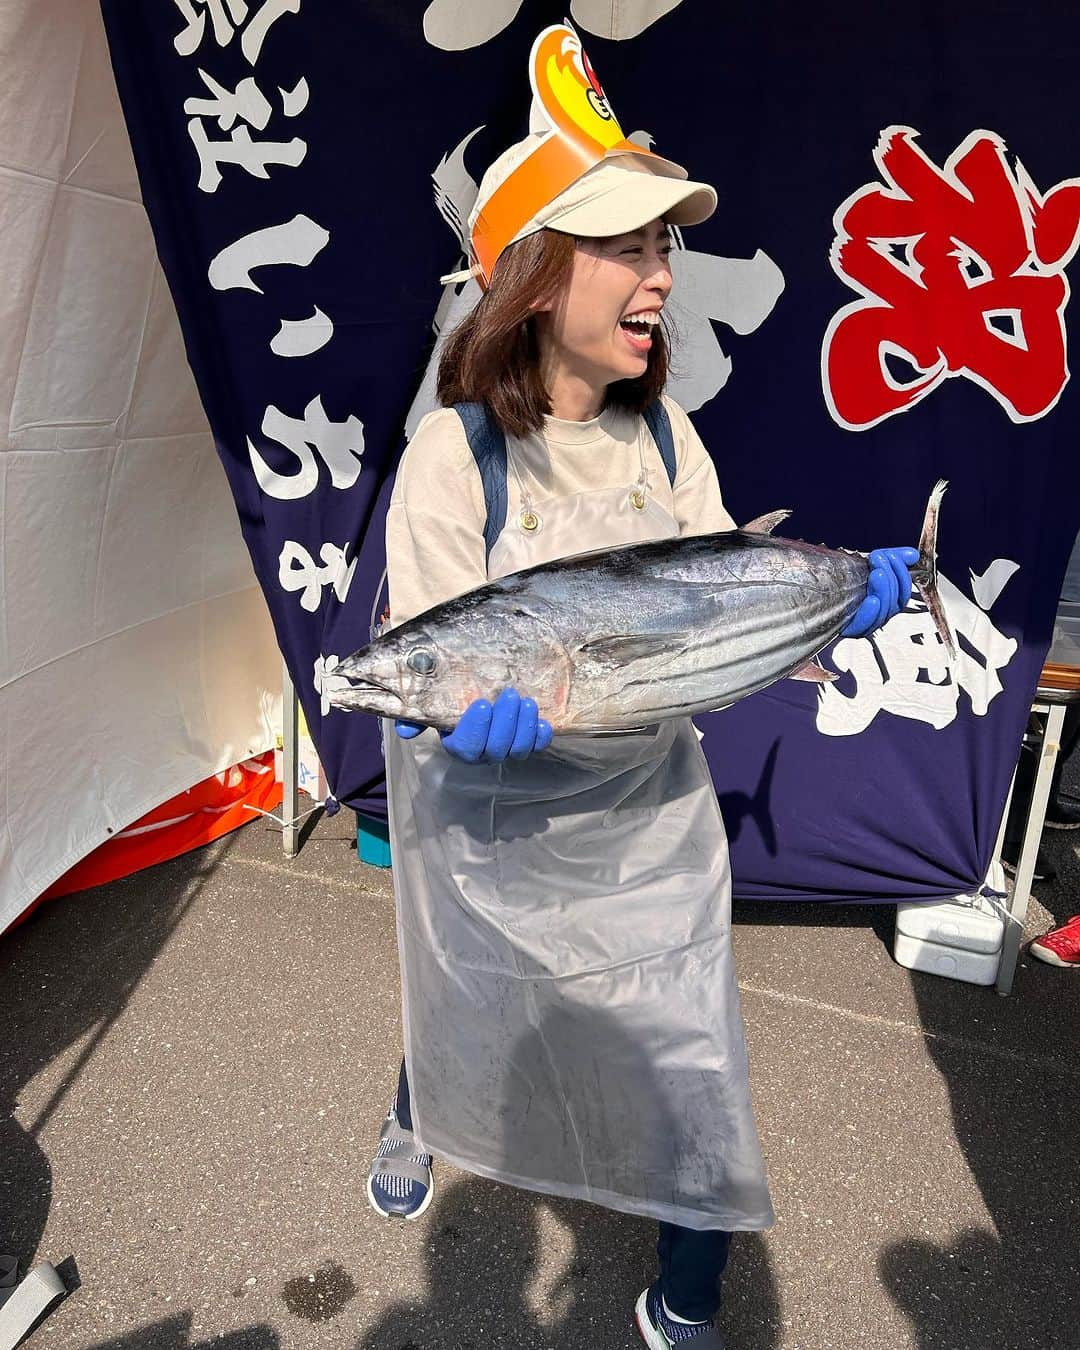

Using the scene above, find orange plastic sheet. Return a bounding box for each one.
[8,755,282,934]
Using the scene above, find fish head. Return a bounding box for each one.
[329,609,573,729]
[329,623,469,726]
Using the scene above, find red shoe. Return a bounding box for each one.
[1030,916,1080,967]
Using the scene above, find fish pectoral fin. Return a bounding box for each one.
[788,659,839,683]
[740,508,793,535]
[574,632,683,665]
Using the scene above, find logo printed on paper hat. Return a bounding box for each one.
[532,25,627,155]
[469,22,666,283]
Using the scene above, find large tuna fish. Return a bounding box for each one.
[330,482,954,732]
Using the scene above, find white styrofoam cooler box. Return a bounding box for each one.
[893,861,1007,986]
[893,932,1001,986]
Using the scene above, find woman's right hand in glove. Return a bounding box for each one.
[395,687,553,763]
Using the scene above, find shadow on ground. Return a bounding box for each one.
[0,831,246,1292]
[732,894,897,952]
[357,1175,781,1350]
[884,979,1079,1345]
[733,774,1080,1350]
[82,1317,279,1348]
[881,748,1080,1349]
[886,810,1080,1347]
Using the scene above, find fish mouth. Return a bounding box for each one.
[328,666,405,715]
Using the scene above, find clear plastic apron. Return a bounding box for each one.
[383,434,774,1231]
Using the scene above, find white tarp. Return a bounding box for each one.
[0,0,281,931]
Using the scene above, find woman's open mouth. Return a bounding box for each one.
[618,309,660,354]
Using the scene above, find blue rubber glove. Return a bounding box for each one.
[395,687,553,763]
[840,546,920,638]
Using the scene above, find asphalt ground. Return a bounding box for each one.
[2,757,1078,1350]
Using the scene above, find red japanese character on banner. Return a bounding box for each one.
[822,127,1080,429]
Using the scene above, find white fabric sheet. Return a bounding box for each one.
[0,1,280,930]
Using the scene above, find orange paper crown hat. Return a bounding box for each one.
[467,22,690,286]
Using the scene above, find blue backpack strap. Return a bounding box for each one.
[642,399,677,489]
[453,401,507,565]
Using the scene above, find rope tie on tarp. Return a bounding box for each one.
[977,884,1017,928]
[244,793,340,830]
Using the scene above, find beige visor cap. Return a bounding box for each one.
[458,133,717,281]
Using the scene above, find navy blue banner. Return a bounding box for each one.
[102,0,1080,901]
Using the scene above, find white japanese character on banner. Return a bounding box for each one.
[173,0,301,64]
[248,396,365,500]
[208,214,328,290]
[269,309,333,357]
[174,0,247,55]
[421,0,684,50]
[239,0,300,62]
[815,567,1019,736]
[188,119,306,193]
[208,215,334,355]
[279,541,357,611]
[313,654,352,717]
[184,69,309,131]
[664,223,784,412]
[185,69,272,129]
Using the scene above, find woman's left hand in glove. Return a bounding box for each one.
[395,687,553,763]
[840,546,920,638]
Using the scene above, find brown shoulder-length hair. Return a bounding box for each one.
[437,228,670,438]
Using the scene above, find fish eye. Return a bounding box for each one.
[407,647,437,675]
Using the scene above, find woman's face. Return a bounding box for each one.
[536,218,673,396]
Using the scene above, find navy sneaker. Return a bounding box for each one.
[634,1284,725,1348]
[366,1104,434,1220]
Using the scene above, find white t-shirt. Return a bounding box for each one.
[385,394,736,626]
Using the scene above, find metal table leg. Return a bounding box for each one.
[996,701,1066,995]
[282,659,300,858]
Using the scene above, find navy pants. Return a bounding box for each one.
[395,1060,731,1321]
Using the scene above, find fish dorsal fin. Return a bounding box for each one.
[575,632,680,665]
[788,659,838,683]
[741,509,793,535]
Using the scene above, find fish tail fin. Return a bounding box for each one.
[909,479,957,659]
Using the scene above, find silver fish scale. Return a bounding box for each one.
[518,534,864,729]
[449,533,868,729]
